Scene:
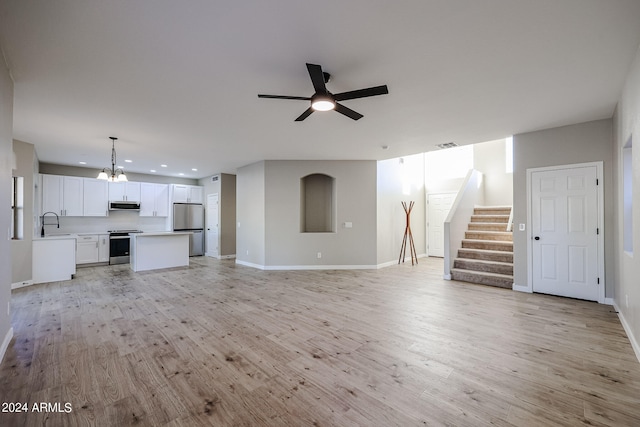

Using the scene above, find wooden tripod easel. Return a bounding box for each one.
[398,201,418,265]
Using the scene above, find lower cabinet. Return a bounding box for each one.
[76,235,100,265]
[98,234,109,262]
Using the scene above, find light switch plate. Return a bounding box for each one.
[519,223,526,231]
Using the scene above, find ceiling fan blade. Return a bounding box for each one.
[333,85,389,101]
[295,107,314,121]
[334,103,363,120]
[306,63,328,94]
[258,94,311,101]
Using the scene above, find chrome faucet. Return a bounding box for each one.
[41,211,60,237]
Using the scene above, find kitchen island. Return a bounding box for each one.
[129,231,191,272]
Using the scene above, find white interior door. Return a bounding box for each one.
[206,193,219,257]
[427,193,456,257]
[531,165,599,301]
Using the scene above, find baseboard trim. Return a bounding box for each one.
[11,280,34,290]
[235,260,265,270]
[512,283,532,293]
[377,254,427,269]
[613,301,640,364]
[0,327,13,364]
[604,297,614,306]
[235,260,378,271]
[443,274,451,280]
[218,254,236,260]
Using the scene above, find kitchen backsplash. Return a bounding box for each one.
[37,210,170,235]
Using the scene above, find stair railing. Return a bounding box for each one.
[443,169,485,279]
[506,206,514,232]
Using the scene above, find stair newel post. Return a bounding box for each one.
[398,201,418,265]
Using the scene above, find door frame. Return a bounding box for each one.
[525,161,605,303]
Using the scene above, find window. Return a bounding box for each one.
[11,176,24,240]
[623,137,633,254]
[505,136,513,173]
[301,174,335,233]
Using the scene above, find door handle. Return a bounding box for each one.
[534,236,540,240]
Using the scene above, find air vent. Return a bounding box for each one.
[211,175,219,182]
[437,142,458,149]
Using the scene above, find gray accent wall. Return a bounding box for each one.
[613,43,640,354]
[512,119,614,297]
[199,173,236,257]
[0,54,14,355]
[236,160,377,268]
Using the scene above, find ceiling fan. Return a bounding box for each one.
[258,63,389,121]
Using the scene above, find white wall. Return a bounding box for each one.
[0,52,14,360]
[377,153,426,265]
[263,160,377,268]
[236,161,265,267]
[613,43,640,358]
[512,119,614,297]
[11,140,35,284]
[474,139,513,206]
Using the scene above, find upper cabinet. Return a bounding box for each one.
[140,183,169,217]
[108,181,141,201]
[83,179,108,217]
[41,174,84,216]
[172,184,204,203]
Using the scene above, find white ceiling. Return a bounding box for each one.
[1,1,640,179]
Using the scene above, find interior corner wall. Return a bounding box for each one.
[613,43,640,355]
[512,119,614,297]
[377,154,426,265]
[473,139,513,206]
[263,160,377,268]
[198,174,220,255]
[11,140,35,284]
[0,56,14,355]
[236,161,265,266]
[219,173,236,256]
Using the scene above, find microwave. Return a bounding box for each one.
[109,201,140,211]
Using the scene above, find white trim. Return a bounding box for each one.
[526,161,605,303]
[235,260,265,270]
[264,265,377,271]
[512,283,531,293]
[443,274,452,280]
[604,297,614,306]
[377,253,427,269]
[0,328,13,364]
[11,280,34,290]
[613,302,640,364]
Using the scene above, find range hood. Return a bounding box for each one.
[109,201,140,211]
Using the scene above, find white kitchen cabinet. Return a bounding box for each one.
[108,181,141,201]
[76,235,100,264]
[172,184,203,203]
[33,236,77,283]
[140,183,169,217]
[98,234,109,262]
[41,174,84,216]
[83,178,108,216]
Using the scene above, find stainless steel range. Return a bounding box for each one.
[108,230,143,265]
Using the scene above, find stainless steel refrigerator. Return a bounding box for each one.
[173,203,205,256]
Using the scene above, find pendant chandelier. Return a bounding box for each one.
[97,137,128,182]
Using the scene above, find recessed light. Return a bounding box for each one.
[192,168,197,171]
[125,159,132,163]
[161,164,167,168]
[79,161,87,165]
[178,173,184,176]
[150,169,156,173]
[117,165,124,169]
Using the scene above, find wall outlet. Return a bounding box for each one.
[626,294,629,308]
[519,223,526,231]
[317,252,322,259]
[246,250,249,255]
[344,222,353,228]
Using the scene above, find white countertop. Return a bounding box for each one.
[130,231,193,237]
[33,233,78,240]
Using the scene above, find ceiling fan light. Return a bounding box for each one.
[311,98,335,111]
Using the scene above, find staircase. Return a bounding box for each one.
[450,206,513,288]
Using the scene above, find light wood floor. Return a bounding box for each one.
[1,257,639,426]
